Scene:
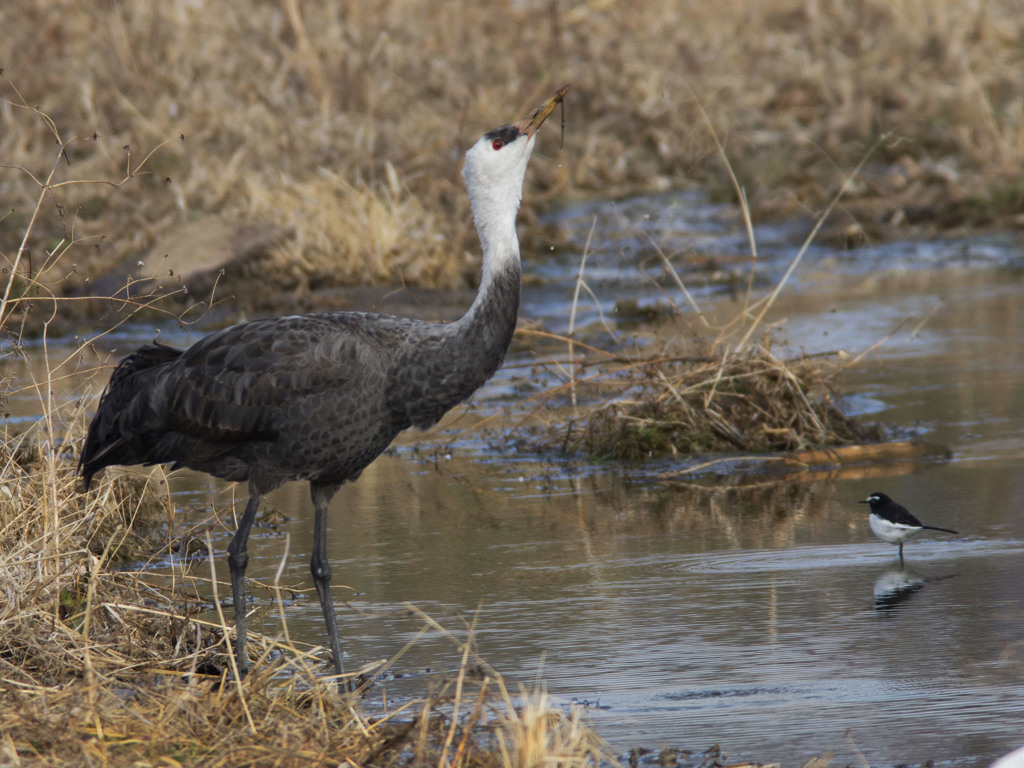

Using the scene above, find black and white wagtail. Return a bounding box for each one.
[859,492,958,562]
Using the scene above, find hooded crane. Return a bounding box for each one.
[79,85,569,683]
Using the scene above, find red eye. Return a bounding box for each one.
[492,139,504,150]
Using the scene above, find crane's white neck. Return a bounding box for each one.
[391,129,537,430]
[470,204,520,311]
[460,131,536,314]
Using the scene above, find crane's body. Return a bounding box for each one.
[79,86,568,684]
[80,282,519,492]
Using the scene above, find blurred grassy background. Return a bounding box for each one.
[2,0,1022,305]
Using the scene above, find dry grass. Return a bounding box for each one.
[2,0,1023,315]
[525,344,879,462]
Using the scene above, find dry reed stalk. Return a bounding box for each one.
[566,217,600,410]
[493,681,606,768]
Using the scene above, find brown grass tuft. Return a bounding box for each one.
[493,684,607,768]
[516,343,878,462]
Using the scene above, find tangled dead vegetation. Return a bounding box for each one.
[0,441,209,689]
[512,343,880,463]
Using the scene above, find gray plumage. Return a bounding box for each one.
[80,274,519,490]
[79,86,568,684]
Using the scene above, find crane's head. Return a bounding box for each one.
[462,86,568,250]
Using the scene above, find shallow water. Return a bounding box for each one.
[176,454,1024,767]
[15,190,1024,766]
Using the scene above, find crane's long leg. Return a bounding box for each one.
[898,542,904,566]
[310,483,345,687]
[226,494,262,677]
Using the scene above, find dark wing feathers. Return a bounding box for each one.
[78,342,184,487]
[79,314,402,488]
[867,494,958,534]
[887,501,958,534]
[166,316,369,432]
[884,500,924,527]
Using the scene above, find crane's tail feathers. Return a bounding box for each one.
[78,438,127,491]
[78,343,183,489]
[923,525,958,535]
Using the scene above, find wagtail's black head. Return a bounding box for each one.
[859,492,891,509]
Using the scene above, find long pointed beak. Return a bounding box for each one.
[858,498,870,504]
[518,85,569,137]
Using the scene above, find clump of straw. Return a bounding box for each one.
[558,345,876,461]
[520,344,880,462]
